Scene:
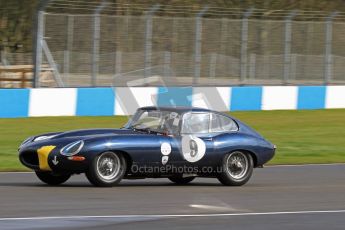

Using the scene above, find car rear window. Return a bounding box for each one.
[210,113,238,132]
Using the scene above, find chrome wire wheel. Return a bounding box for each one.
[86,151,126,187]
[226,151,249,180]
[96,152,121,181]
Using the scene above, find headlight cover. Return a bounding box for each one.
[34,135,56,142]
[60,140,84,156]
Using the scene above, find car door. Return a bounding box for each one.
[167,112,215,167]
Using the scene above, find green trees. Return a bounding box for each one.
[0,0,39,53]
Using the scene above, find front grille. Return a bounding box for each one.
[20,150,39,168]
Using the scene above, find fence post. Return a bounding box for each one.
[283,11,297,84]
[91,1,107,86]
[144,4,160,81]
[240,8,254,83]
[33,11,45,88]
[33,0,52,88]
[0,49,9,65]
[290,53,297,81]
[249,53,256,80]
[64,15,74,85]
[324,12,337,84]
[193,6,208,85]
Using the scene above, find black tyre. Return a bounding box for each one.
[217,151,253,186]
[35,171,71,185]
[85,151,126,187]
[168,175,195,185]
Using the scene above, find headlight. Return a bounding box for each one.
[60,140,84,156]
[34,135,56,142]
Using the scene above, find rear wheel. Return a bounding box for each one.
[35,171,71,185]
[217,151,253,186]
[168,175,195,185]
[86,151,126,187]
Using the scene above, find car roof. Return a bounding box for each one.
[140,106,216,113]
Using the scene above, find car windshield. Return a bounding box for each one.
[125,109,181,135]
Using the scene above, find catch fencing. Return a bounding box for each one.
[33,6,345,87]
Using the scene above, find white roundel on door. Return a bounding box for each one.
[181,135,206,163]
[161,142,172,156]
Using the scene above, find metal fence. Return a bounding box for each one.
[34,8,345,87]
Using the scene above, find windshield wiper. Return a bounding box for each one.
[133,127,167,135]
[133,127,151,133]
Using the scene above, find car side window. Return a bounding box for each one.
[210,113,238,132]
[181,112,210,134]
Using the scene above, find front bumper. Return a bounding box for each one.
[19,145,89,173]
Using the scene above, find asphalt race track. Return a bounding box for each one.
[0,164,345,230]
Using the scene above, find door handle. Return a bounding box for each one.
[203,138,212,141]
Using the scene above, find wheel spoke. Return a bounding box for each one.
[226,152,249,180]
[96,152,121,181]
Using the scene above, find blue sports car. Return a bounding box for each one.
[19,106,275,187]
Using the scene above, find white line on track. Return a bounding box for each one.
[189,204,238,212]
[1,210,345,221]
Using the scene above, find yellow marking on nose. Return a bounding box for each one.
[37,146,56,171]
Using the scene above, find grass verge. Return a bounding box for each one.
[0,109,344,171]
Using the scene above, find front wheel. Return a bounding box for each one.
[86,151,126,187]
[35,171,71,185]
[217,151,253,186]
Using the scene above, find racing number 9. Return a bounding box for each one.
[182,135,206,163]
[189,140,198,158]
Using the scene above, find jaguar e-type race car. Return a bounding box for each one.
[19,106,275,187]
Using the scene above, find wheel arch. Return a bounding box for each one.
[106,149,133,173]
